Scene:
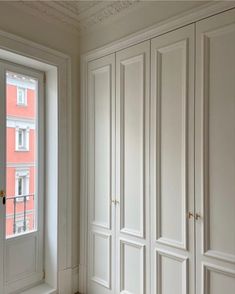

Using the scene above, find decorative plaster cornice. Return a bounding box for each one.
[10,1,140,35]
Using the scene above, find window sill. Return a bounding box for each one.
[16,104,28,107]
[15,149,29,152]
[20,283,56,294]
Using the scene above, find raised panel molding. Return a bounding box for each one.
[156,249,188,294]
[195,8,235,294]
[154,40,188,250]
[89,65,112,230]
[119,54,145,239]
[201,23,235,263]
[120,239,145,294]
[91,231,111,289]
[203,263,235,294]
[87,54,115,294]
[5,235,37,282]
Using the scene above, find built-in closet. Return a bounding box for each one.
[86,8,235,294]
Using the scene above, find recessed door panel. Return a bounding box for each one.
[203,265,235,294]
[120,240,145,294]
[91,231,111,289]
[156,250,188,294]
[203,25,235,259]
[120,55,144,237]
[6,235,37,282]
[195,8,235,294]
[87,54,115,294]
[151,24,195,294]
[116,41,150,294]
[92,66,112,229]
[156,41,187,248]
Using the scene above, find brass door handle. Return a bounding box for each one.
[111,199,120,205]
[0,190,6,205]
[195,213,201,220]
[188,212,194,219]
[0,190,5,197]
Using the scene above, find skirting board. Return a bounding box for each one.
[58,267,79,294]
[72,267,79,294]
[78,265,86,294]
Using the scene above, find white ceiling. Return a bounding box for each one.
[12,0,141,35]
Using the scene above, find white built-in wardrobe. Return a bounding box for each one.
[85,8,235,294]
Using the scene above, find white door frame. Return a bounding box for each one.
[0,64,6,294]
[0,29,72,293]
[79,2,235,293]
[0,61,44,294]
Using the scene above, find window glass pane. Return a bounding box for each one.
[18,178,23,195]
[6,71,38,238]
[18,130,23,146]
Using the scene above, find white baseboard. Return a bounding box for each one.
[72,266,79,293]
[78,264,86,294]
[58,268,73,294]
[57,267,80,294]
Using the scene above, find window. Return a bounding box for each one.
[18,177,23,195]
[15,218,30,234]
[17,86,27,106]
[15,170,30,202]
[15,127,29,151]
[18,128,25,148]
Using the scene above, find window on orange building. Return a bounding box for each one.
[15,127,29,151]
[15,169,30,202]
[17,86,27,106]
[15,218,30,234]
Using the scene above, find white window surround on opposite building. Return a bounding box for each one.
[15,126,30,151]
[17,86,27,106]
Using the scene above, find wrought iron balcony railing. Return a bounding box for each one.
[6,194,35,235]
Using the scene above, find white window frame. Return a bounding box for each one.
[3,62,45,293]
[15,169,30,202]
[15,126,30,151]
[17,86,27,106]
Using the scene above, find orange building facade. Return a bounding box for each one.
[6,72,36,237]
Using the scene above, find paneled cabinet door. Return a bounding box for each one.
[116,41,150,294]
[87,54,116,294]
[195,9,235,294]
[151,24,195,294]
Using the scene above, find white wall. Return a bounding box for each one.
[0,2,80,271]
[79,1,208,54]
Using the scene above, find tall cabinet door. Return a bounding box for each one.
[87,54,116,294]
[151,24,195,294]
[116,41,150,294]
[195,9,235,294]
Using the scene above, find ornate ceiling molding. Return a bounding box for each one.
[10,1,140,35]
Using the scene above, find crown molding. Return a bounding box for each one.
[8,1,140,36]
[81,1,235,61]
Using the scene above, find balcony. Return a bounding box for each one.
[6,194,35,237]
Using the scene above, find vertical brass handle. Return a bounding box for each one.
[195,213,201,220]
[111,199,120,205]
[0,190,6,205]
[0,190,5,197]
[188,212,194,219]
